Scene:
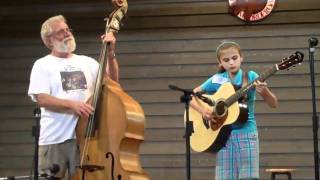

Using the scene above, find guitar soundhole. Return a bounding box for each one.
[215,101,227,117]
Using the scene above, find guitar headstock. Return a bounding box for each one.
[278,51,304,70]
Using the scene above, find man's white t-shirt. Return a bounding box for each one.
[28,54,99,145]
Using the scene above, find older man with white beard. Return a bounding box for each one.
[27,15,119,179]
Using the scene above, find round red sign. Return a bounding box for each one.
[228,0,277,22]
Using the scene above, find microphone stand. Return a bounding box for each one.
[168,84,193,180]
[168,85,214,180]
[308,37,319,180]
[32,105,41,180]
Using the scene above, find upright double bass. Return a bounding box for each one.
[76,0,149,179]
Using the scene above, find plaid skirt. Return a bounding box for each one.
[215,131,259,180]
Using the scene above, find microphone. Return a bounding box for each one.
[309,37,318,47]
[168,84,215,106]
[168,84,194,94]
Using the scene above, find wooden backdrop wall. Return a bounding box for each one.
[0,0,320,179]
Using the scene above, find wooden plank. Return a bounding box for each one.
[0,166,314,180]
[1,0,319,19]
[0,95,33,106]
[0,62,317,83]
[119,62,318,79]
[0,74,318,95]
[0,119,34,131]
[1,49,318,69]
[119,75,319,91]
[139,153,314,167]
[143,126,313,142]
[0,117,314,144]
[145,113,313,129]
[125,87,320,104]
[0,113,312,132]
[138,100,319,116]
[0,97,318,117]
[0,157,33,169]
[0,0,105,6]
[133,87,309,103]
[0,82,27,92]
[128,0,320,16]
[0,168,33,178]
[144,167,214,180]
[123,11,320,29]
[257,113,313,127]
[0,144,315,166]
[144,167,315,180]
[0,131,33,144]
[0,107,34,119]
[139,140,316,154]
[0,144,34,157]
[2,10,320,34]
[0,36,315,57]
[1,140,316,157]
[88,36,315,54]
[118,24,320,41]
[2,24,320,46]
[0,155,316,180]
[6,63,316,84]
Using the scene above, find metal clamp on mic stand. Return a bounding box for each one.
[308,37,319,180]
[32,105,41,180]
[168,84,214,180]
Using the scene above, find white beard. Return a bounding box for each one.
[52,36,76,53]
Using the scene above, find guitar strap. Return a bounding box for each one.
[238,70,248,103]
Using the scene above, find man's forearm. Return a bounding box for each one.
[35,93,73,111]
[107,55,119,82]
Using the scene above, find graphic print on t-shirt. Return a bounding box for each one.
[60,70,88,91]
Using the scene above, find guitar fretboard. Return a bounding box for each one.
[225,65,278,107]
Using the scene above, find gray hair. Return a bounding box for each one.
[40,15,66,49]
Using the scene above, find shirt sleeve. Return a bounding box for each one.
[27,60,51,102]
[200,74,228,94]
[247,70,259,83]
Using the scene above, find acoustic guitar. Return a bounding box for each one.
[185,51,304,153]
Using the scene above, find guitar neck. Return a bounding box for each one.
[225,65,279,107]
